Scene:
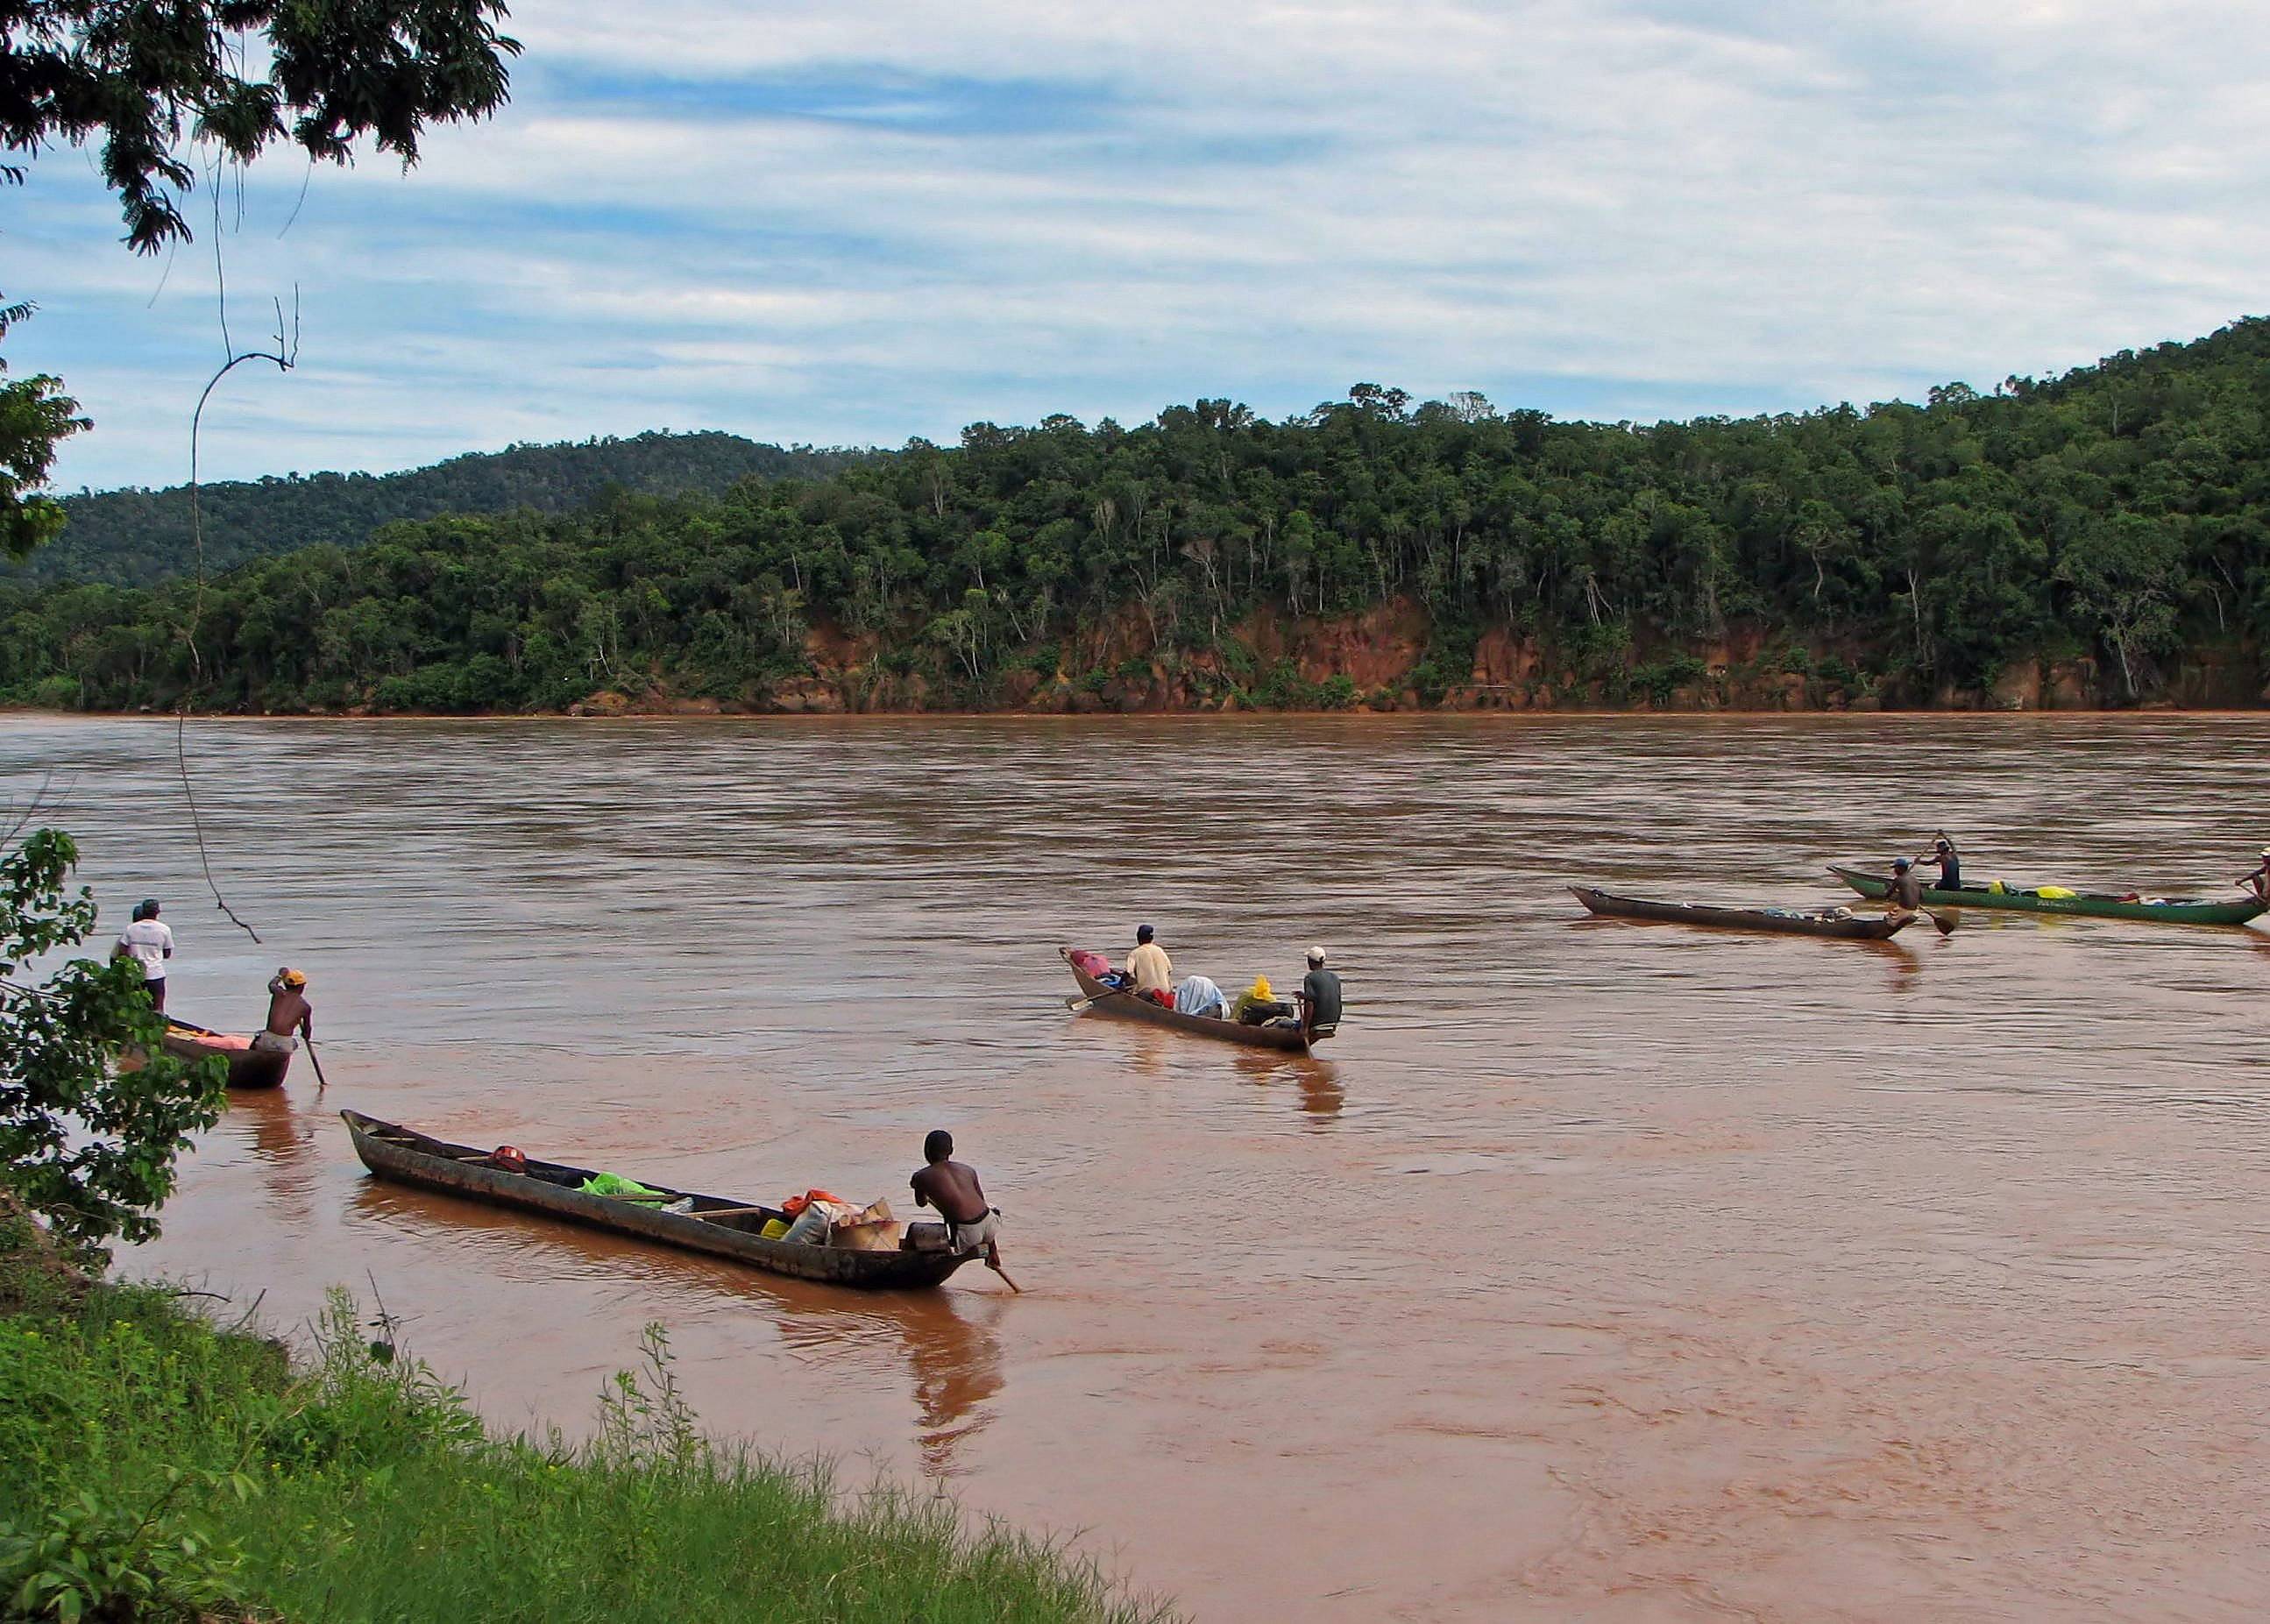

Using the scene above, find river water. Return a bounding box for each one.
[5,713,2269,1620]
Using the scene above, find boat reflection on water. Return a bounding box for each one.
[344,1177,1004,1477]
[1231,1047,1343,1121]
[219,1086,323,1221]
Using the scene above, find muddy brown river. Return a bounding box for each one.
[6,713,2270,1619]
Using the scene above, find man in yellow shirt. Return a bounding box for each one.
[1127,924,1173,995]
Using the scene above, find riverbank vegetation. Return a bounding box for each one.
[0,1204,1167,1623]
[4,318,2268,713]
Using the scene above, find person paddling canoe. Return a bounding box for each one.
[911,1130,1014,1288]
[1912,833,1961,890]
[1297,946,1343,1038]
[2236,847,2270,904]
[1886,856,1925,919]
[257,968,314,1055]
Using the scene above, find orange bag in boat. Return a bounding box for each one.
[780,1188,842,1217]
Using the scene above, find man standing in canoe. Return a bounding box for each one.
[911,1131,1017,1290]
[2236,847,2270,904]
[1128,924,1173,1001]
[256,968,314,1054]
[111,897,175,1012]
[1298,946,1343,1037]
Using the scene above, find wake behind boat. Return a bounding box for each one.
[1827,864,2266,926]
[342,1111,978,1290]
[1571,885,1912,940]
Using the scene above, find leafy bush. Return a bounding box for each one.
[1,831,224,1249]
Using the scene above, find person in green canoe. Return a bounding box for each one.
[2235,847,2270,904]
[1912,832,1961,890]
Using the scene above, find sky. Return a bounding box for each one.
[9,0,2268,492]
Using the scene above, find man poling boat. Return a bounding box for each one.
[1830,859,2267,926]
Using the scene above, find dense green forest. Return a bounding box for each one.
[4,321,2268,714]
[6,431,869,585]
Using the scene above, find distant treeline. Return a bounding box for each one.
[4,320,2269,713]
[8,430,870,585]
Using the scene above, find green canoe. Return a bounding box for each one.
[1828,864,2267,926]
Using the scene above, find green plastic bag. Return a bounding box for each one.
[580,1172,668,1202]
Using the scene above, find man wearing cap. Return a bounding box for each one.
[1127,925,1173,997]
[2237,847,2270,905]
[111,898,175,1012]
[256,968,315,1054]
[1886,857,1924,917]
[1914,833,1961,890]
[1298,947,1343,1037]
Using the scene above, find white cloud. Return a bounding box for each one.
[12,0,2270,488]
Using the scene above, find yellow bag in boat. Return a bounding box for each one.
[1989,879,2008,894]
[2035,885,2077,899]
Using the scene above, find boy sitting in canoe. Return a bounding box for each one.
[911,1130,1017,1290]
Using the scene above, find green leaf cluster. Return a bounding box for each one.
[0,831,225,1249]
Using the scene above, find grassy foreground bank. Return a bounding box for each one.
[0,1202,1167,1623]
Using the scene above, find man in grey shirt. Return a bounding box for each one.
[1300,946,1342,1034]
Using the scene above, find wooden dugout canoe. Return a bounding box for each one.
[1061,947,1323,1053]
[1827,864,2267,926]
[162,1018,294,1090]
[341,1110,977,1291]
[1571,885,1912,940]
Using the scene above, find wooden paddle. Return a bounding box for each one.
[305,1036,332,1091]
[1890,904,1957,936]
[1065,984,1139,1013]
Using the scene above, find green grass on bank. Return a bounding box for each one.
[0,1205,1168,1623]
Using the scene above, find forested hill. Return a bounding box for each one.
[5,319,2269,715]
[10,431,871,585]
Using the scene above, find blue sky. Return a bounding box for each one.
[9,0,2266,491]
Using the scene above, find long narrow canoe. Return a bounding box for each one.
[162,1018,293,1090]
[341,1110,975,1290]
[1061,947,1322,1053]
[1828,864,2266,926]
[1571,885,1911,940]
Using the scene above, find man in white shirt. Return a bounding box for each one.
[111,898,176,1012]
[1127,924,1172,996]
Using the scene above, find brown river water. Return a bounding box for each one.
[5,712,2270,1620]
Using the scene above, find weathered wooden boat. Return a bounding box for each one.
[1061,947,1324,1052]
[1571,885,1912,940]
[160,1018,293,1090]
[341,1110,977,1290]
[1828,864,2267,926]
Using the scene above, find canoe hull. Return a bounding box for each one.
[1571,886,1910,940]
[341,1111,974,1290]
[1061,948,1316,1052]
[161,1019,293,1090]
[1827,864,2266,926]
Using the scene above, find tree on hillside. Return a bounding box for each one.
[0,0,523,550]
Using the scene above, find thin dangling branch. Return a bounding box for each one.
[177,275,300,946]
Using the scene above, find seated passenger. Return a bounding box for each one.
[1127,924,1173,995]
[1174,975,1228,1018]
[1298,947,1343,1035]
